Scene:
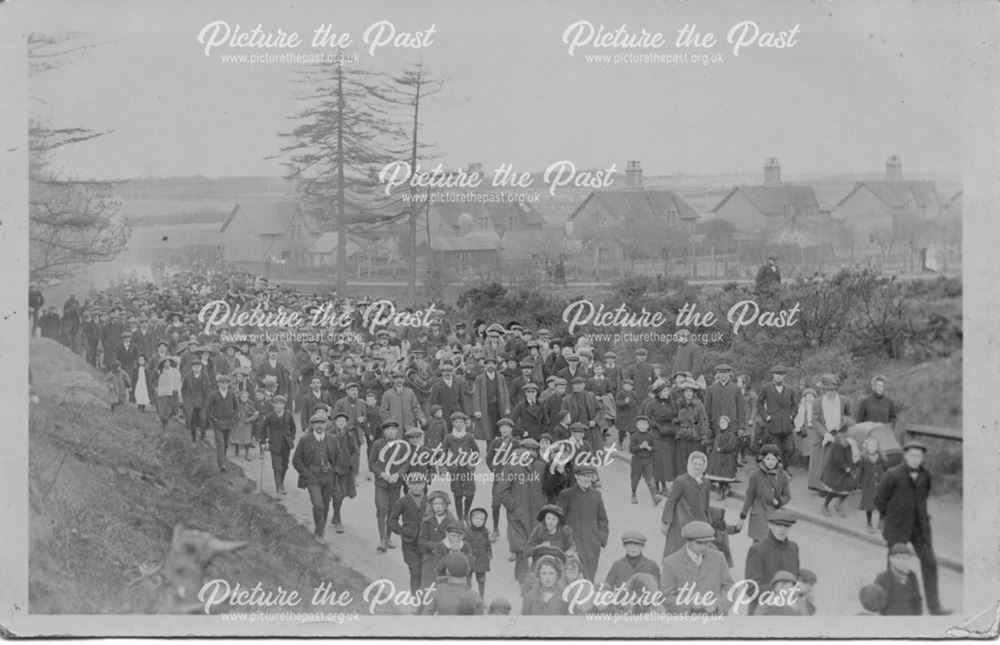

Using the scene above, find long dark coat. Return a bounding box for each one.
[418,514,453,587]
[510,397,545,439]
[821,439,857,495]
[740,467,791,542]
[643,397,677,483]
[857,454,888,511]
[756,383,798,438]
[496,459,548,555]
[805,394,853,490]
[557,485,609,582]
[704,380,747,433]
[291,432,342,490]
[660,473,711,558]
[874,463,934,546]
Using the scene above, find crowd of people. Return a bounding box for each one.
[29,267,952,617]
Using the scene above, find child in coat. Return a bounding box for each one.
[230,389,258,460]
[856,437,888,533]
[107,360,131,411]
[615,379,638,447]
[426,405,447,451]
[874,544,923,615]
[251,389,271,458]
[526,504,576,558]
[465,507,493,599]
[706,415,739,500]
[628,415,661,505]
[708,506,740,567]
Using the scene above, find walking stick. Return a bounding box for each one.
[259,446,264,491]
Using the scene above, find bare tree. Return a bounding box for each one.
[382,61,447,305]
[29,34,130,281]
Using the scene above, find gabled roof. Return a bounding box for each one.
[219,201,300,234]
[835,181,939,209]
[430,200,544,229]
[309,232,362,255]
[569,190,699,222]
[711,184,819,216]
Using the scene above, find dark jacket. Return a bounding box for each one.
[875,569,923,616]
[855,394,898,425]
[604,554,660,590]
[204,388,238,430]
[425,578,483,615]
[756,383,798,437]
[292,432,342,489]
[388,493,427,543]
[745,533,800,597]
[874,463,933,546]
[369,437,410,487]
[181,371,212,409]
[465,524,493,573]
[262,409,296,453]
[511,397,545,440]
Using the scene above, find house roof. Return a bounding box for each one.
[426,232,501,252]
[834,181,939,209]
[309,232,362,255]
[569,190,700,223]
[711,184,819,216]
[219,201,301,235]
[430,200,545,229]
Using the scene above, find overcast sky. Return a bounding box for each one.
[27,0,983,180]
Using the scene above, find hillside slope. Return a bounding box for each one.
[28,338,384,614]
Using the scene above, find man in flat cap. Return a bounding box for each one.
[473,355,511,442]
[428,362,472,424]
[205,374,239,471]
[672,328,704,382]
[755,253,781,294]
[704,364,746,445]
[623,348,655,401]
[256,343,292,400]
[380,371,426,433]
[562,375,604,449]
[182,358,212,445]
[328,411,360,532]
[744,509,800,615]
[115,331,140,397]
[292,409,343,538]
[874,440,950,614]
[301,374,335,431]
[262,394,296,495]
[660,520,734,615]
[495,437,548,583]
[604,530,661,592]
[557,464,609,582]
[370,420,408,553]
[756,365,799,469]
[510,381,544,441]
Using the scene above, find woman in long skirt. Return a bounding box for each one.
[134,354,151,412]
[155,356,181,430]
[673,380,709,479]
[805,375,853,492]
[820,428,859,517]
[644,385,677,495]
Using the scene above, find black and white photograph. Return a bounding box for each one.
[1,0,998,638]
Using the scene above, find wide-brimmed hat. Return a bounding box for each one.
[820,374,840,389]
[536,504,565,524]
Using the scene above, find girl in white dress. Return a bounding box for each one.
[134,354,151,411]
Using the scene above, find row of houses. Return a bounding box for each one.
[204,155,961,274]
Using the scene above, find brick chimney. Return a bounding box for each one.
[763,157,781,184]
[625,160,643,189]
[885,155,902,181]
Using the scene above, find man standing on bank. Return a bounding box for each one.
[755,253,782,294]
[874,440,951,615]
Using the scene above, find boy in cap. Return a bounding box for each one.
[329,411,360,532]
[388,470,429,593]
[292,409,343,538]
[465,507,493,598]
[425,404,447,451]
[487,418,518,541]
[615,378,638,447]
[433,520,474,582]
[628,415,662,505]
[660,520,733,615]
[205,374,239,471]
[510,381,544,440]
[370,420,408,552]
[623,348,655,400]
[443,411,480,520]
[744,509,800,615]
[424,553,484,616]
[603,530,660,591]
[873,543,923,615]
[262,395,297,494]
